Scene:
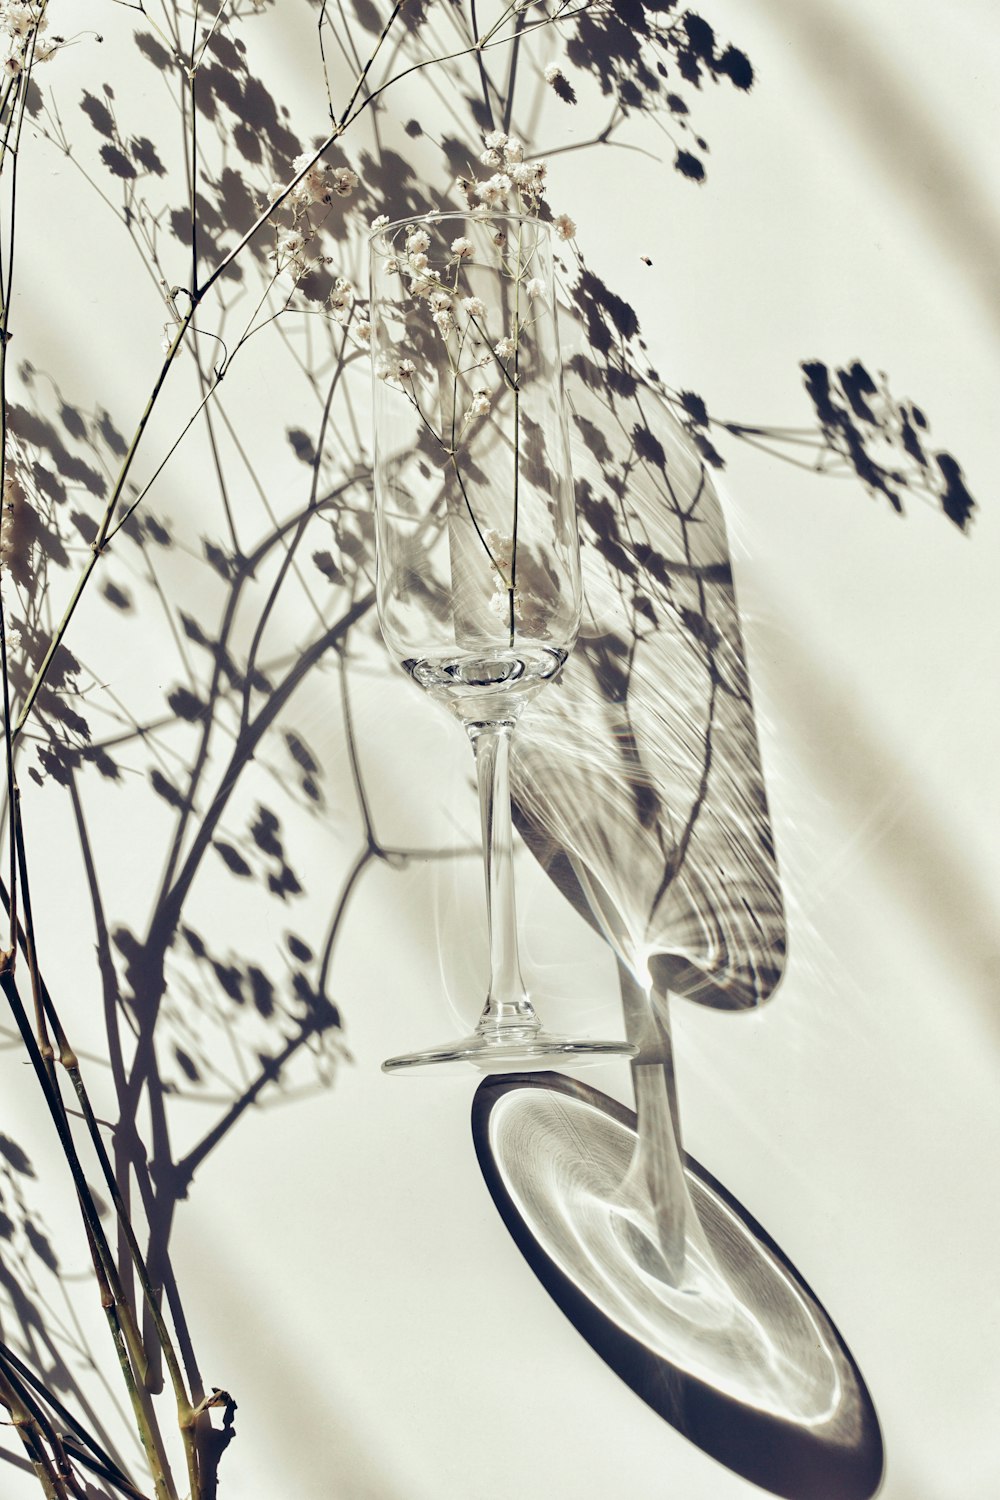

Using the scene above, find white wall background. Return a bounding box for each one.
[2,1,998,1497]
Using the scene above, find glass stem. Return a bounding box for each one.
[468,720,539,1036]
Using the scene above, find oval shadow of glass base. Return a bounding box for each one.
[472,1072,884,1500]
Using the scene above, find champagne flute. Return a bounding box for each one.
[369,211,634,1072]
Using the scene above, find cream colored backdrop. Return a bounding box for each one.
[1,2,998,1497]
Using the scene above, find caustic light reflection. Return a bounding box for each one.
[474,1076,883,1500]
[492,1090,842,1422]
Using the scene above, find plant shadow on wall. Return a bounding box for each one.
[495,323,887,1497]
[0,2,977,1499]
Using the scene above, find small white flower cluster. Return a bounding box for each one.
[483,528,547,631]
[289,152,330,208]
[369,177,576,497]
[1,0,40,39]
[371,210,546,397]
[2,0,57,76]
[328,276,357,325]
[269,154,359,214]
[483,528,520,619]
[374,352,414,382]
[388,224,443,319]
[331,166,359,198]
[273,225,309,280]
[464,129,548,214]
[256,153,362,288]
[253,152,362,301]
[1,458,31,578]
[485,528,512,571]
[457,131,576,242]
[429,298,453,339]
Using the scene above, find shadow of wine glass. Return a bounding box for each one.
[473,1070,883,1500]
[488,342,884,1496]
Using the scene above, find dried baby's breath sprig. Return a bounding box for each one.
[543,62,577,103]
[1,0,58,78]
[371,197,576,644]
[255,151,364,292]
[273,226,309,281]
[289,151,330,207]
[328,277,355,324]
[0,458,34,585]
[331,166,359,197]
[454,128,580,232]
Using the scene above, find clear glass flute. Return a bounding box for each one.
[369,211,634,1072]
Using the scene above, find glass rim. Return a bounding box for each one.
[368,209,552,247]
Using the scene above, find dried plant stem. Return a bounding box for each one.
[1,1334,146,1498]
[11,805,202,1497]
[0,25,183,1496]
[0,965,179,1500]
[69,1066,199,1496]
[0,1362,72,1499]
[100,1287,176,1500]
[0,599,17,959]
[508,217,526,646]
[0,57,37,952]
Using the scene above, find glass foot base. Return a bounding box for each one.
[382,1028,635,1074]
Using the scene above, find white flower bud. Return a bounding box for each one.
[331,167,359,197]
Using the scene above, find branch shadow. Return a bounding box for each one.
[2,1,974,1494]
